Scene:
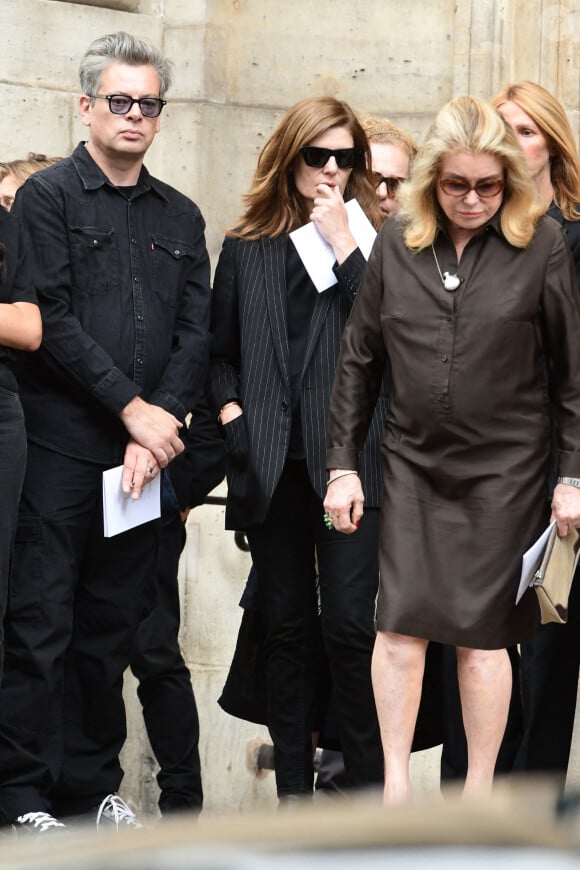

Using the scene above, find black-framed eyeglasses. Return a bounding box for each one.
[438,177,505,198]
[300,146,363,169]
[90,94,167,119]
[372,173,406,197]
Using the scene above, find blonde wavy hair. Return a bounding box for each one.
[229,96,382,239]
[361,115,418,161]
[400,95,542,251]
[491,81,580,222]
[0,153,62,185]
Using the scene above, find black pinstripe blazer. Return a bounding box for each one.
[208,234,388,530]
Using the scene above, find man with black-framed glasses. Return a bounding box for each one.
[0,31,211,834]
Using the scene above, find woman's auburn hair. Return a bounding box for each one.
[491,81,580,222]
[227,96,382,240]
[399,95,544,251]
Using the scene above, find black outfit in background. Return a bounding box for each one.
[0,207,35,686]
[130,401,225,814]
[0,143,211,824]
[210,235,388,797]
[515,204,580,784]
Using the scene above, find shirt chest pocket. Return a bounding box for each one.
[69,226,119,295]
[151,235,195,307]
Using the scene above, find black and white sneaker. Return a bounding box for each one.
[12,811,67,834]
[95,794,142,831]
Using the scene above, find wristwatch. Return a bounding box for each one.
[557,476,580,489]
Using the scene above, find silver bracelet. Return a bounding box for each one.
[327,470,359,486]
[557,476,580,489]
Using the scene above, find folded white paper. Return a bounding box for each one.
[289,198,377,293]
[102,464,161,538]
[516,520,556,604]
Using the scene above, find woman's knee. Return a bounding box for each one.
[374,631,428,666]
[456,646,509,678]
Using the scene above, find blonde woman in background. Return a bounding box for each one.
[492,80,580,789]
[0,154,62,212]
[362,116,418,218]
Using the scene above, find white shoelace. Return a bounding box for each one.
[95,794,142,829]
[16,811,66,832]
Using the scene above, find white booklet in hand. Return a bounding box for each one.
[289,198,377,293]
[102,464,161,538]
[516,520,556,604]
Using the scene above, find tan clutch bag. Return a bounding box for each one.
[531,525,580,624]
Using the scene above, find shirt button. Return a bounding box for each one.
[137,315,144,321]
[174,249,180,256]
[131,238,137,244]
[281,401,289,412]
[134,276,139,283]
[441,355,448,363]
[92,239,98,246]
[136,358,143,365]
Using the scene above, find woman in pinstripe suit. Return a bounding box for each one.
[209,97,387,802]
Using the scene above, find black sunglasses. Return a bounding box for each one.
[90,93,166,119]
[438,177,505,198]
[300,146,363,169]
[372,173,406,197]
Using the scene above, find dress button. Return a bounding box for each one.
[281,401,288,412]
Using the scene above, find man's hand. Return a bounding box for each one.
[122,439,159,500]
[119,396,184,468]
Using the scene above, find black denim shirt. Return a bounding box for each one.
[13,143,211,465]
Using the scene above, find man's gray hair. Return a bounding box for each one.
[79,31,173,98]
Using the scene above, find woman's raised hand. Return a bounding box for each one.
[311,184,357,264]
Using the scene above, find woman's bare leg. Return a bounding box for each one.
[456,646,511,798]
[371,630,429,805]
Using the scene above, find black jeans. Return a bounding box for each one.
[130,509,203,813]
[247,459,382,796]
[0,387,27,687]
[0,442,158,823]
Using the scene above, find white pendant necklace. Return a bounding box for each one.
[431,245,461,292]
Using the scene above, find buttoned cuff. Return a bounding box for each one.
[326,446,361,472]
[333,247,366,296]
[148,388,187,423]
[557,450,580,478]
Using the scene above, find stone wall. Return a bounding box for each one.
[2,0,578,263]
[1,0,579,818]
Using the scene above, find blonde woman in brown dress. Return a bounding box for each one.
[323,95,580,805]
